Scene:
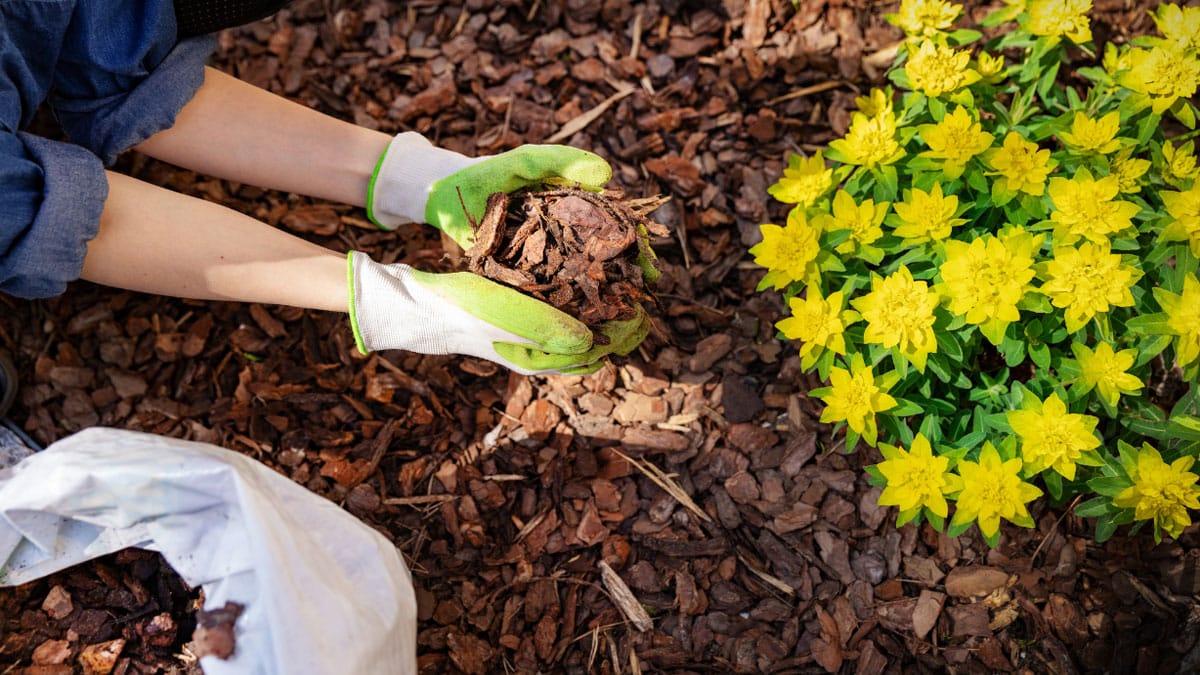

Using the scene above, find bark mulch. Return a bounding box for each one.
[2,1,1196,673]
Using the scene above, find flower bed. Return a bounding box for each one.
[753,0,1200,544]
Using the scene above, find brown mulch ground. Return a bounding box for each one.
[2,0,1198,673]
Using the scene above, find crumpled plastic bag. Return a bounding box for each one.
[0,427,417,674]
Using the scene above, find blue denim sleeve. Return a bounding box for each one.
[0,131,107,299]
[52,28,217,165]
[1,0,218,299]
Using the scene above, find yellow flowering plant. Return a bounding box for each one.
[756,1,1200,545]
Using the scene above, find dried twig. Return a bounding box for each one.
[611,448,711,523]
[597,560,654,632]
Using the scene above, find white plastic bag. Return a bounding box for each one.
[0,427,417,674]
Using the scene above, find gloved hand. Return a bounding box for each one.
[366,133,612,248]
[347,252,649,376]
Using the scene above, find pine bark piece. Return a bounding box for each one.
[465,192,509,264]
[597,560,653,632]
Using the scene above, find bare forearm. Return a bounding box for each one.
[81,172,347,311]
[135,67,391,206]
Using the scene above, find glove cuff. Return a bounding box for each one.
[367,132,482,230]
[347,251,447,355]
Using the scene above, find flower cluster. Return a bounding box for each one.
[756,1,1200,544]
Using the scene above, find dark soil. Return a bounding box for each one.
[2,1,1197,674]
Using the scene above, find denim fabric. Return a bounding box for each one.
[0,2,215,299]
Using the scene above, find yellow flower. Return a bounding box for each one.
[918,106,994,178]
[892,183,965,244]
[976,52,1006,83]
[1058,111,1122,155]
[1152,3,1200,55]
[938,229,1041,344]
[1025,0,1093,43]
[778,289,855,370]
[852,265,941,371]
[1047,170,1141,244]
[769,151,834,207]
[750,208,822,290]
[1163,140,1200,186]
[887,0,963,38]
[1110,149,1151,194]
[855,88,894,118]
[829,111,906,169]
[876,434,960,519]
[950,442,1042,540]
[1113,443,1200,542]
[823,190,889,253]
[1040,241,1141,333]
[1104,42,1134,76]
[1119,44,1200,114]
[986,132,1053,196]
[818,354,898,445]
[1072,341,1144,407]
[1155,274,1200,369]
[904,41,981,97]
[1162,182,1200,258]
[1007,392,1100,480]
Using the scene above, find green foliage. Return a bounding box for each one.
[756,0,1200,543]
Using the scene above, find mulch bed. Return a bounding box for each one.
[2,0,1196,673]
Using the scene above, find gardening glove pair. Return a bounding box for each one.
[347,252,649,376]
[366,132,612,248]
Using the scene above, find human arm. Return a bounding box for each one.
[133,67,391,208]
[82,171,348,311]
[81,172,618,375]
[134,68,612,248]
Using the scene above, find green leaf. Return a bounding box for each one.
[946,515,974,538]
[1000,334,1027,367]
[919,415,943,442]
[948,28,983,45]
[1094,514,1119,542]
[955,430,987,449]
[1044,470,1064,501]
[896,506,922,527]
[1172,99,1197,130]
[1029,342,1051,369]
[1124,416,1171,440]
[875,165,899,202]
[845,427,861,452]
[1167,415,1200,442]
[923,354,951,383]
[926,510,946,532]
[983,528,1001,548]
[928,95,947,121]
[1133,334,1172,366]
[1136,113,1162,146]
[1088,476,1131,497]
[1126,312,1174,335]
[1036,61,1062,101]
[889,398,926,417]
[985,412,1013,432]
[864,464,886,485]
[1074,496,1111,518]
[937,331,964,362]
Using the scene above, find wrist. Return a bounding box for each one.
[367,132,482,229]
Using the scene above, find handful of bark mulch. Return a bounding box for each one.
[464,188,670,336]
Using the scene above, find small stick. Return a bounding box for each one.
[597,560,653,632]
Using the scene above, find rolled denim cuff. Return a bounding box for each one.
[54,35,217,165]
[0,134,107,299]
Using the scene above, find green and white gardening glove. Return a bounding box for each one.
[366,132,612,248]
[347,252,649,376]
